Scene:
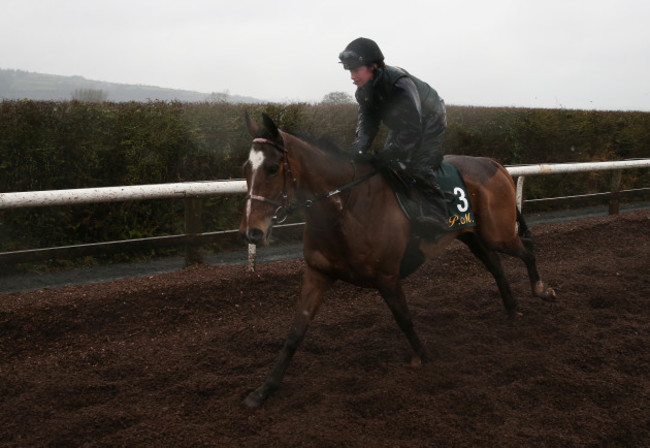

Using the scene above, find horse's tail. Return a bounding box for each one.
[516,208,530,237]
[516,208,535,251]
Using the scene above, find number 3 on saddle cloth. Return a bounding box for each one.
[384,161,477,239]
[383,161,477,278]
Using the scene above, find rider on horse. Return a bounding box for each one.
[339,37,449,234]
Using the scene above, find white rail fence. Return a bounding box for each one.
[0,180,248,209]
[1,159,649,267]
[508,159,650,211]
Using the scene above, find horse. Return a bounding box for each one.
[239,113,555,408]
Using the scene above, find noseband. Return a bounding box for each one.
[245,136,379,225]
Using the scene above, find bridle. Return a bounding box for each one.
[245,137,295,224]
[245,136,378,225]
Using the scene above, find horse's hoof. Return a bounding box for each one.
[535,282,557,302]
[409,350,432,367]
[541,288,557,302]
[243,389,265,409]
[410,356,423,368]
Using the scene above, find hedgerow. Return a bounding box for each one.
[1,100,648,259]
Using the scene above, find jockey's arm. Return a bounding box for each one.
[354,105,380,154]
[381,77,423,165]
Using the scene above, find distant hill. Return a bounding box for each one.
[0,68,261,103]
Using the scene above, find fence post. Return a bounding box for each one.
[608,170,622,215]
[184,198,204,266]
[516,176,526,211]
[248,243,257,272]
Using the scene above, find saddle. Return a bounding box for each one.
[382,161,477,278]
[383,161,476,230]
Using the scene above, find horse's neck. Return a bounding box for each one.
[286,135,386,233]
[287,136,355,198]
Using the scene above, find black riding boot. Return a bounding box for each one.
[412,170,449,234]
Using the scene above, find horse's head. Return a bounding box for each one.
[239,113,293,245]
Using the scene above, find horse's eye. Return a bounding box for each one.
[267,164,280,175]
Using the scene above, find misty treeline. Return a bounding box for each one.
[0,100,648,267]
[71,89,109,102]
[0,69,260,103]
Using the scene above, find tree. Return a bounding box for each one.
[321,91,354,104]
[207,90,231,103]
[71,88,108,102]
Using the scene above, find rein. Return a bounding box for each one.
[246,137,379,224]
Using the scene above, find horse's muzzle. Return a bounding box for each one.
[240,227,265,245]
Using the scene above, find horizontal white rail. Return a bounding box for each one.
[0,159,648,210]
[506,159,650,211]
[0,180,247,209]
[505,159,650,177]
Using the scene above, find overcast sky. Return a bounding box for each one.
[2,0,649,111]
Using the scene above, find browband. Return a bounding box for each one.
[253,137,286,152]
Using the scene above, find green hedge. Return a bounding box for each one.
[1,100,648,260]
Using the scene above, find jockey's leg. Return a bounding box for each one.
[407,146,449,234]
[412,169,449,231]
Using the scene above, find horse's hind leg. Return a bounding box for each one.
[500,211,556,301]
[458,233,520,317]
[500,234,557,301]
[377,276,431,366]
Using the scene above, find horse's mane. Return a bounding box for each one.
[287,131,354,161]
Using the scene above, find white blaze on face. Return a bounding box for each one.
[248,147,265,172]
[245,147,266,223]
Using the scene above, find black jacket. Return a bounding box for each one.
[354,65,446,167]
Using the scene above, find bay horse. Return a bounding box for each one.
[239,113,555,408]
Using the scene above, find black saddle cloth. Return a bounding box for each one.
[381,161,477,278]
[383,161,476,231]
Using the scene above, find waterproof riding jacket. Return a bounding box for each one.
[354,65,447,169]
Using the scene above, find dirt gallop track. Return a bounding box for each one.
[1,211,649,447]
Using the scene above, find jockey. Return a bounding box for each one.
[339,37,449,233]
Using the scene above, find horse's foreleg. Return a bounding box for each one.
[377,277,431,366]
[244,266,333,408]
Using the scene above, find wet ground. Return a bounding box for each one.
[0,210,648,447]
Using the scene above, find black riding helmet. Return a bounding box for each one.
[338,37,384,70]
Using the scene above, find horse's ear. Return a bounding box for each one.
[262,113,280,139]
[245,111,258,137]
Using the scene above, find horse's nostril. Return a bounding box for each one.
[246,228,264,244]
